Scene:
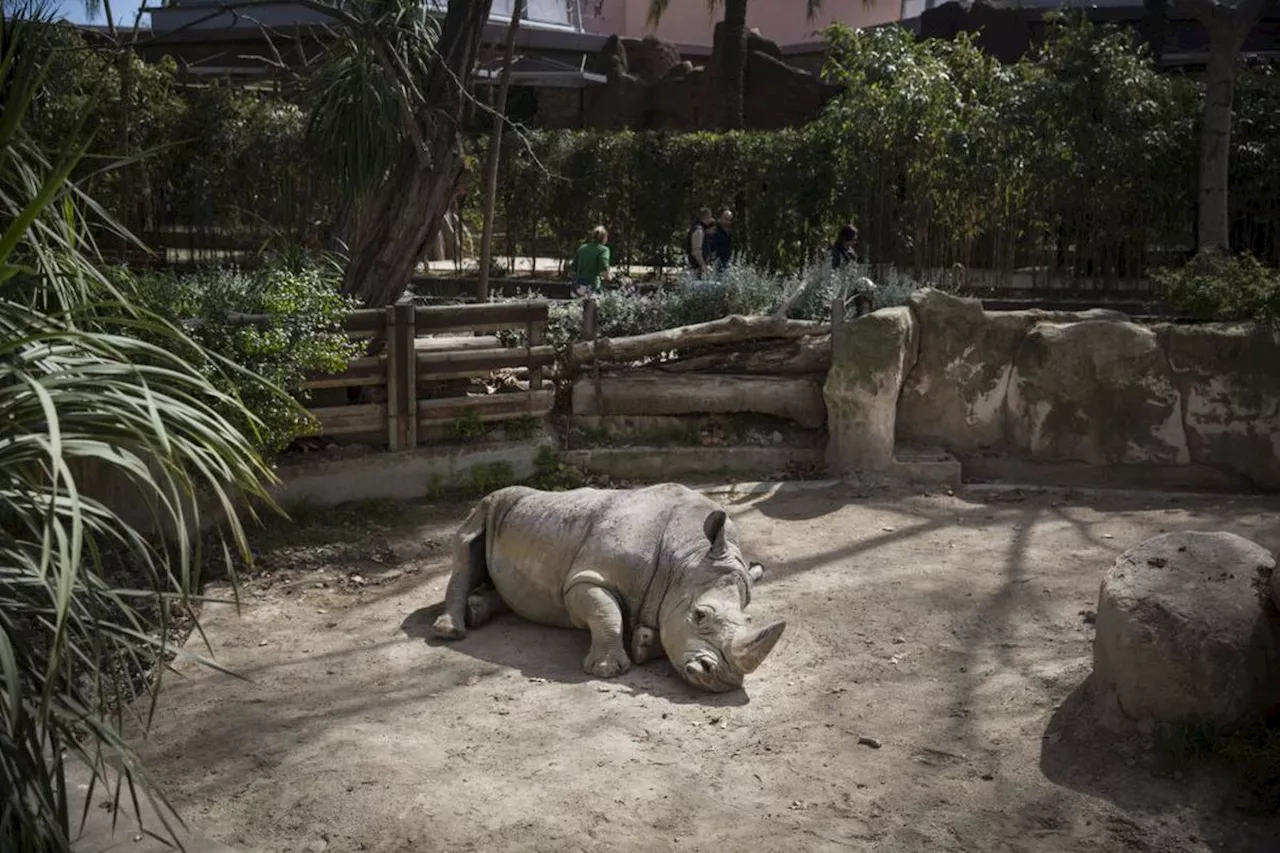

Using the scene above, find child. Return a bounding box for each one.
[570,225,612,298]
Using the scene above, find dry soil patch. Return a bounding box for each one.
[128,487,1280,853]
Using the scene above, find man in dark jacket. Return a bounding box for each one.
[685,207,716,277]
[707,209,734,272]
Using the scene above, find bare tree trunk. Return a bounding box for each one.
[1179,0,1267,253]
[477,0,525,301]
[721,0,748,130]
[341,0,494,308]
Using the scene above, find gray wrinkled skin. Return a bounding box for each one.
[431,484,786,692]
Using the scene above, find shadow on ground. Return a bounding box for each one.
[400,605,750,708]
[1040,676,1279,853]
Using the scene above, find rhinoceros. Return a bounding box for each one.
[431,483,786,692]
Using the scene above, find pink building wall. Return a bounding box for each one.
[582,0,904,47]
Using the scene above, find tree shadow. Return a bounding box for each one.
[725,482,857,523]
[399,605,750,708]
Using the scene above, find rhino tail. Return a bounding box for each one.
[432,497,494,641]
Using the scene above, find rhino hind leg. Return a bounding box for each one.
[565,584,631,679]
[432,506,490,641]
[466,583,509,628]
[630,625,661,665]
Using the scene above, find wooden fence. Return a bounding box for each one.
[304,300,555,451]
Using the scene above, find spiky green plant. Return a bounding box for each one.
[1,6,282,850]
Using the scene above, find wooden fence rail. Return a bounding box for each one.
[302,299,552,451]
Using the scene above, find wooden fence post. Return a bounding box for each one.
[397,300,418,450]
[385,304,401,450]
[527,317,544,412]
[831,294,845,329]
[584,298,604,420]
[385,300,418,451]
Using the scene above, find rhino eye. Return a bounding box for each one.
[692,606,713,625]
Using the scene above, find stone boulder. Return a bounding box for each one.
[743,50,843,131]
[824,306,918,473]
[1093,531,1280,726]
[596,34,628,79]
[622,35,683,83]
[1005,319,1189,465]
[747,28,785,61]
[1159,322,1280,490]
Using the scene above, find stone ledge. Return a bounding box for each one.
[561,446,823,482]
[274,436,556,507]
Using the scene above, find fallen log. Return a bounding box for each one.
[571,372,826,429]
[569,314,828,369]
[656,334,832,375]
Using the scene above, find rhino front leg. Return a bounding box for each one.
[565,584,631,678]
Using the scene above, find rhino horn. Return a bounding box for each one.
[728,620,786,674]
[704,510,728,556]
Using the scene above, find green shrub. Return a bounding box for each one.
[467,461,515,495]
[498,260,930,349]
[122,253,361,457]
[526,446,587,492]
[446,408,487,442]
[1155,251,1280,324]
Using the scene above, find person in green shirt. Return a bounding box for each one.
[570,225,612,298]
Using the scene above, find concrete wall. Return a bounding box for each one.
[825,289,1280,491]
[81,435,556,537]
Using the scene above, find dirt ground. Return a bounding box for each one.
[131,484,1280,853]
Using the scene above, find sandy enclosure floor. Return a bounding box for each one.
[132,486,1280,853]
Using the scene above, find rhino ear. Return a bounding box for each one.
[703,510,728,554]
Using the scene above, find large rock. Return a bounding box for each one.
[622,35,683,83]
[1005,319,1189,464]
[824,306,917,473]
[1093,531,1280,726]
[1159,322,1280,490]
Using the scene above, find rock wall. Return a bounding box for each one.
[576,30,841,131]
[829,288,1280,490]
[900,290,1280,487]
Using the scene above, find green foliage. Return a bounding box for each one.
[305,0,441,195]
[1155,251,1280,324]
[123,255,362,457]
[25,15,1280,276]
[474,15,1214,278]
[467,461,515,495]
[503,414,542,440]
[500,259,929,346]
[526,446,587,492]
[447,408,487,442]
[1,8,277,851]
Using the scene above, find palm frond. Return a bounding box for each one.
[0,7,282,851]
[647,0,674,28]
[305,0,441,193]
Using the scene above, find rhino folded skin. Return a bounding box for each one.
[443,483,786,691]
